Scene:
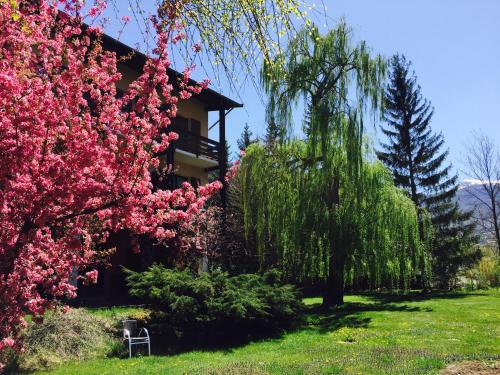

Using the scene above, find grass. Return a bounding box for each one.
[36,290,499,375]
[83,306,150,321]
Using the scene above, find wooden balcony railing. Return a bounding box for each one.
[170,127,220,161]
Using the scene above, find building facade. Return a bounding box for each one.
[78,33,242,304]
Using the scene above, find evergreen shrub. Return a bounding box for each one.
[125,266,303,346]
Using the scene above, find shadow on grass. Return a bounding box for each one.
[89,292,487,359]
[297,290,489,336]
[302,290,491,335]
[359,291,487,304]
[194,298,430,355]
[118,296,440,356]
[180,301,425,354]
[305,300,426,334]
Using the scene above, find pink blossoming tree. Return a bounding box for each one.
[0,0,221,359]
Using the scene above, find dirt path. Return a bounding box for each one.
[440,361,500,374]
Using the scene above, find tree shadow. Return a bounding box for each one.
[358,291,487,304]
[305,301,426,334]
[126,297,436,356]
[136,319,296,356]
[107,291,481,357]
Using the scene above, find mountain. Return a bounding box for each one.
[457,179,499,245]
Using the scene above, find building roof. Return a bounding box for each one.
[101,33,243,112]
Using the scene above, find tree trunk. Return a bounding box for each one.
[494,220,500,255]
[490,196,500,254]
[322,173,345,307]
[323,247,345,307]
[405,127,425,241]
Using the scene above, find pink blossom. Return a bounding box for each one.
[88,0,107,17]
[172,31,187,44]
[88,7,100,17]
[225,160,241,182]
[1,338,15,348]
[85,270,98,284]
[179,90,191,99]
[0,0,219,362]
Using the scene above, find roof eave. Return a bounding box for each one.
[101,33,243,111]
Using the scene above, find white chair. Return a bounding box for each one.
[122,319,151,358]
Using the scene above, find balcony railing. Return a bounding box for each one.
[170,127,220,161]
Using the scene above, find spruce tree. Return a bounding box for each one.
[237,123,255,151]
[378,54,478,288]
[264,120,280,149]
[225,140,232,164]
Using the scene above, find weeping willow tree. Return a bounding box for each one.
[240,143,431,304]
[239,22,431,306]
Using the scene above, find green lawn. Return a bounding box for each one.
[37,290,499,375]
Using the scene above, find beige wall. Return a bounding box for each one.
[117,63,209,137]
[174,162,208,184]
[177,99,209,138]
[117,62,210,184]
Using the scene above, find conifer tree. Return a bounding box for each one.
[225,140,232,164]
[378,54,478,287]
[264,120,280,149]
[237,123,255,151]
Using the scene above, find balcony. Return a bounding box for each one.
[169,127,220,169]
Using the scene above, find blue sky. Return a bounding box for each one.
[320,0,500,180]
[101,0,500,180]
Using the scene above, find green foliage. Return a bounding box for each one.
[264,120,281,150]
[16,308,117,372]
[465,246,500,289]
[156,0,306,92]
[125,266,303,344]
[474,257,500,288]
[240,142,431,291]
[262,21,386,150]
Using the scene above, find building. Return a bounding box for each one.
[78,32,242,305]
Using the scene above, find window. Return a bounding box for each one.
[150,173,200,190]
[173,116,189,132]
[190,119,201,136]
[172,116,201,135]
[174,174,189,188]
[189,177,201,188]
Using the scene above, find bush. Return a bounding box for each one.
[125,266,303,347]
[16,307,118,372]
[465,254,500,290]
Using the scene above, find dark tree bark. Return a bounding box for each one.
[322,176,346,307]
[323,248,346,307]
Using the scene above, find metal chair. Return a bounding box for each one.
[122,319,151,358]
